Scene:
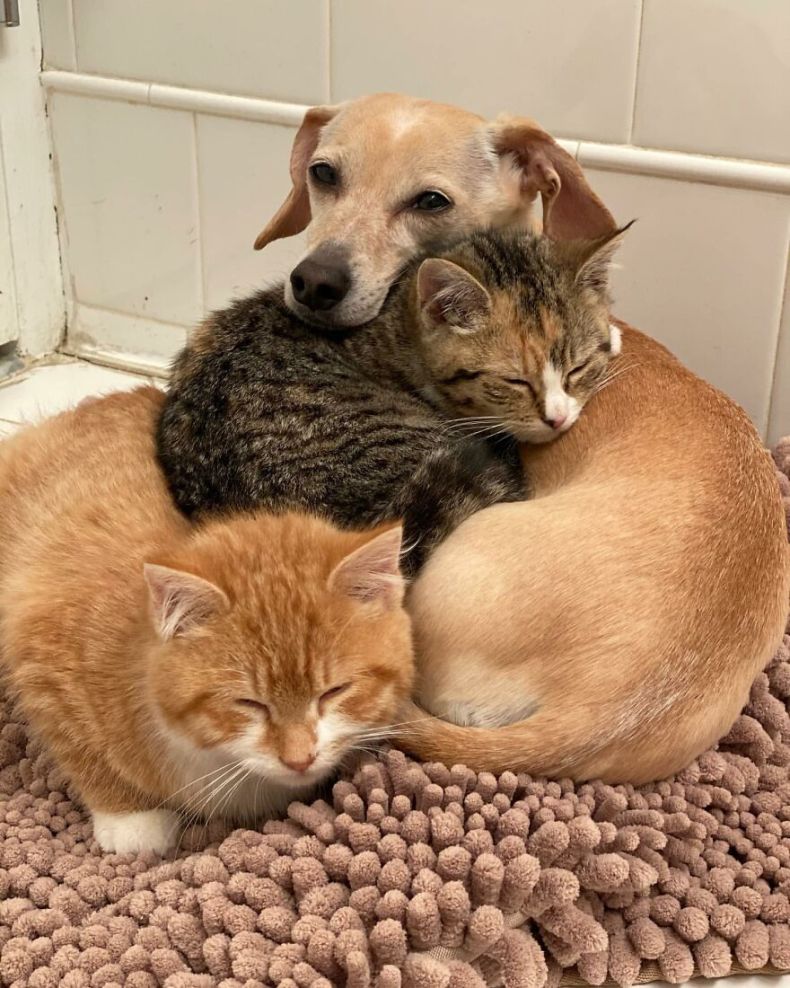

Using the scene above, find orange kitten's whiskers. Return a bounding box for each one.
[0,388,414,856]
[153,761,238,813]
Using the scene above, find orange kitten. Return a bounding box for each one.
[0,387,413,854]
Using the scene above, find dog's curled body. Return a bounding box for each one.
[402,325,790,783]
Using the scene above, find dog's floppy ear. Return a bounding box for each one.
[489,115,616,241]
[254,104,341,251]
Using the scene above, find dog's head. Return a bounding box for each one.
[254,93,615,329]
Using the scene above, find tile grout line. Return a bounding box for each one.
[191,112,206,318]
[325,0,333,103]
[628,0,646,145]
[67,0,78,69]
[764,236,790,439]
[72,299,193,331]
[0,115,23,339]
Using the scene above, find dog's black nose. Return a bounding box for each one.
[290,247,351,312]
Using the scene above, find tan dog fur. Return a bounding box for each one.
[406,326,789,783]
[256,94,790,783]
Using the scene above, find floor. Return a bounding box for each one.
[0,359,787,988]
[0,358,157,435]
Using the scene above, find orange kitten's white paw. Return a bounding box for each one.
[92,809,179,854]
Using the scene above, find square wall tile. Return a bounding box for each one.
[331,0,641,143]
[581,167,790,434]
[197,115,305,312]
[72,0,328,104]
[768,264,790,447]
[49,94,201,326]
[38,0,77,70]
[634,0,790,163]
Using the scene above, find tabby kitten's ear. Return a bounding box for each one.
[418,259,491,333]
[144,563,229,640]
[329,525,404,610]
[562,221,634,296]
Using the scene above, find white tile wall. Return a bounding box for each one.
[634,0,790,164]
[67,305,189,376]
[37,2,790,441]
[584,167,790,433]
[331,0,642,144]
[38,0,76,72]
[196,116,305,312]
[67,0,328,105]
[49,94,201,327]
[0,145,18,346]
[768,269,790,446]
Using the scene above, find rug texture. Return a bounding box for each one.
[2,440,790,988]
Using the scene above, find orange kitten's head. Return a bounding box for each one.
[143,513,413,789]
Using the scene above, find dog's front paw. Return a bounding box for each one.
[92,809,179,854]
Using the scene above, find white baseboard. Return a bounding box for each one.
[64,303,186,378]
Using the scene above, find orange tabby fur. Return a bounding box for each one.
[0,388,413,853]
[403,324,790,783]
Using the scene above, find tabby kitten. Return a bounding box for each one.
[158,228,627,570]
[0,388,413,854]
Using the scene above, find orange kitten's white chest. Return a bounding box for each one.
[163,731,316,822]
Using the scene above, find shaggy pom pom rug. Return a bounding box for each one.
[2,440,790,988]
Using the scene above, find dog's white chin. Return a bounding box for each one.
[284,283,386,329]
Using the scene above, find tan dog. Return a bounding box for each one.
[406,327,789,783]
[255,92,612,328]
[257,94,789,783]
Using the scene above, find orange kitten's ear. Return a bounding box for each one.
[417,259,491,333]
[143,564,229,640]
[329,525,405,610]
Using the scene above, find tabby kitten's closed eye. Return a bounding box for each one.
[414,226,631,445]
[158,226,628,573]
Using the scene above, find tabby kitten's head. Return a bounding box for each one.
[415,226,630,443]
[144,514,413,789]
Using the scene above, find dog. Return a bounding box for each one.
[255,93,790,783]
[254,92,612,328]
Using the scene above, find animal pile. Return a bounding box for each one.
[1,441,789,988]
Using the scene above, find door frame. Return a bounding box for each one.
[0,2,63,361]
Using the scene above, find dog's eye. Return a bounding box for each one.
[236,698,269,715]
[412,190,452,212]
[309,162,338,186]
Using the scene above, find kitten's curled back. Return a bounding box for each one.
[0,388,413,854]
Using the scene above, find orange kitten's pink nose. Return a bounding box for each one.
[281,754,316,774]
[548,414,567,430]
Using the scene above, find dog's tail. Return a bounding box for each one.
[395,700,599,780]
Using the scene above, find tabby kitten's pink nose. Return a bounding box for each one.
[548,414,567,430]
[281,754,316,773]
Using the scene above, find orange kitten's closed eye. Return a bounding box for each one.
[147,521,412,792]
